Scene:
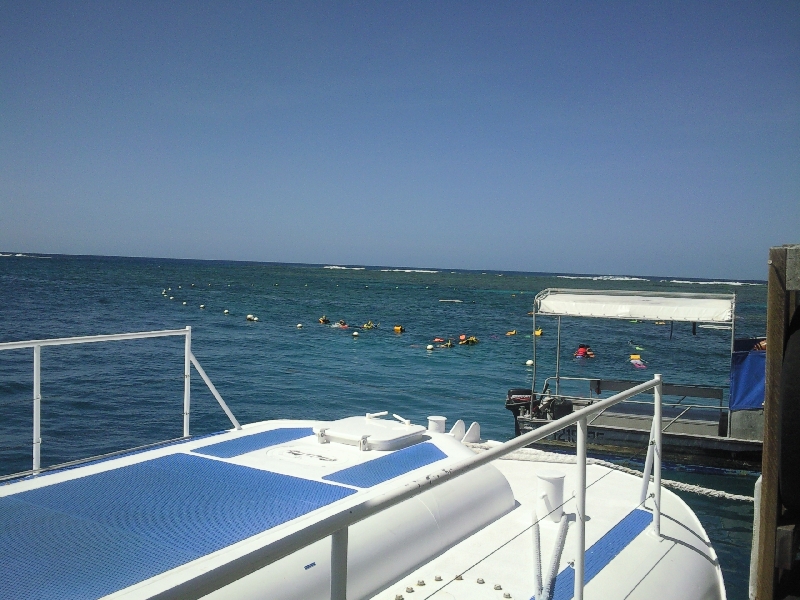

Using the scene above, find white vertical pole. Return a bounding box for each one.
[33,344,41,472]
[532,310,537,398]
[331,527,348,600]
[555,316,562,396]
[653,374,663,536]
[532,509,543,600]
[574,416,587,600]
[183,327,191,437]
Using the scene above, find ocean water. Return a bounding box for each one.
[0,254,766,598]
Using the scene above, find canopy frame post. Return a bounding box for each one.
[532,309,537,399]
[555,316,561,396]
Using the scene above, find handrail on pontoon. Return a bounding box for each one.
[149,376,665,600]
[0,326,241,473]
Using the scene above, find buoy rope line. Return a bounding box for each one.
[466,443,754,503]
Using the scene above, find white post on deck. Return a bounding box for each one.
[32,344,41,472]
[183,327,191,437]
[555,316,562,395]
[574,416,587,600]
[653,373,663,536]
[331,527,348,600]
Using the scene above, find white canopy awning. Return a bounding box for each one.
[534,288,734,323]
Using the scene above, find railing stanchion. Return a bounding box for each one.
[183,327,191,437]
[32,344,41,472]
[574,416,587,600]
[653,373,663,536]
[331,527,348,600]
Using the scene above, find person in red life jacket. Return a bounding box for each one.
[574,344,595,358]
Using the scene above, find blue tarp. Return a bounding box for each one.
[730,349,765,411]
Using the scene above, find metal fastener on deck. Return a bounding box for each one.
[406,587,414,593]
[455,574,463,580]
[494,584,502,590]
[395,596,404,600]
[477,578,485,584]
[434,575,442,581]
[504,594,512,599]
[417,580,425,586]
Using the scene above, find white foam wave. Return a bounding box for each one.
[323,266,365,270]
[557,275,648,281]
[380,269,439,274]
[668,280,763,287]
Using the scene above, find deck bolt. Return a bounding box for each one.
[494,584,502,590]
[455,574,463,580]
[477,578,485,584]
[504,594,512,599]
[434,575,442,582]
[395,596,404,600]
[417,580,425,586]
[406,586,414,593]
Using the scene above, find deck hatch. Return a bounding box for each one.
[322,442,447,487]
[541,508,653,600]
[0,453,354,600]
[192,426,314,458]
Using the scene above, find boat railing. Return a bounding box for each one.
[540,375,727,430]
[159,375,665,600]
[0,326,241,474]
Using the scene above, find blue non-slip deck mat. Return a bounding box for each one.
[192,426,314,458]
[535,508,653,600]
[322,442,447,487]
[0,452,355,600]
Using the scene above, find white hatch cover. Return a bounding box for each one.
[534,288,734,323]
[313,414,426,451]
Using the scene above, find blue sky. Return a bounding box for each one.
[1,2,797,280]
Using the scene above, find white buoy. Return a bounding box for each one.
[297,323,303,328]
[526,359,534,366]
[178,285,181,289]
[427,344,434,351]
[182,301,187,305]
[200,305,205,309]
[353,331,359,337]
[169,296,174,300]
[224,309,229,315]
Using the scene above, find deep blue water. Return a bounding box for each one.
[0,254,766,598]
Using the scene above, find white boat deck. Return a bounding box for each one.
[0,418,725,600]
[371,458,725,600]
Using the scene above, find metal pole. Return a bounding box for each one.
[574,416,587,600]
[190,353,242,430]
[33,345,41,472]
[556,316,561,396]
[730,295,736,357]
[330,527,348,600]
[653,373,663,536]
[184,327,191,437]
[532,310,537,399]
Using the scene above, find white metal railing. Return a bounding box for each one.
[0,327,241,473]
[152,375,664,600]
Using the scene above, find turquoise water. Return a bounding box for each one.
[0,254,765,597]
